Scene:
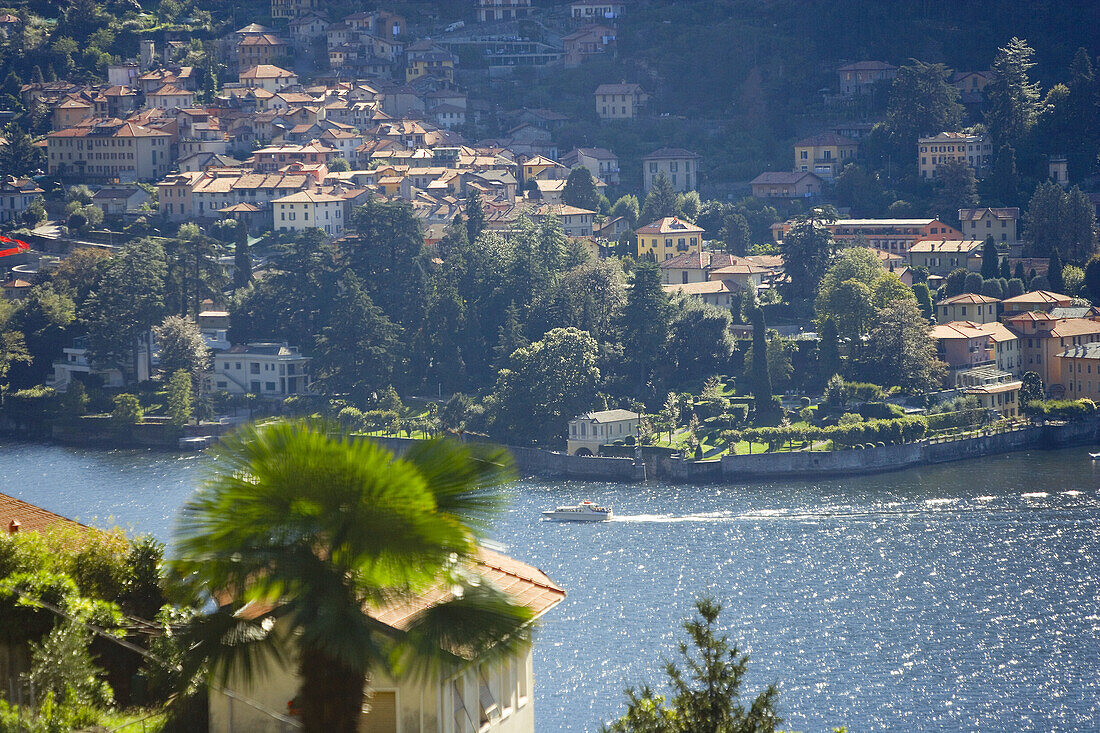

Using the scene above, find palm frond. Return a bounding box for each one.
[176,604,287,688]
[392,579,534,681]
[402,438,516,536]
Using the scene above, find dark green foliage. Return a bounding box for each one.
[668,299,733,382]
[984,37,1041,148]
[1020,370,1044,406]
[964,272,984,294]
[780,207,837,308]
[601,598,780,733]
[1084,256,1100,303]
[233,221,252,289]
[1048,248,1064,293]
[818,317,841,382]
[639,173,681,225]
[913,283,934,320]
[620,262,671,390]
[0,123,44,177]
[465,189,486,244]
[885,61,963,151]
[981,237,1000,280]
[562,166,601,211]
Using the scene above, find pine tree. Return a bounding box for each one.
[981,236,1000,280]
[639,173,681,224]
[620,262,671,390]
[30,65,44,84]
[748,305,779,424]
[992,145,1020,206]
[985,37,1041,147]
[465,188,486,244]
[493,301,527,370]
[233,220,252,289]
[1014,262,1026,281]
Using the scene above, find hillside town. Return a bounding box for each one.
[0,0,1099,730]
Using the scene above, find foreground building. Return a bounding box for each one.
[210,547,565,733]
[567,409,640,455]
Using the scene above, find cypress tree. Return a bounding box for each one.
[233,220,252,289]
[1014,262,1026,280]
[981,236,1000,280]
[1048,248,1064,293]
[465,188,486,244]
[1000,258,1011,280]
[818,316,841,381]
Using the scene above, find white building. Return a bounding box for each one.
[918,131,992,179]
[567,409,640,455]
[272,190,346,237]
[49,335,151,390]
[208,342,311,396]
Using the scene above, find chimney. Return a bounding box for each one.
[8,519,20,534]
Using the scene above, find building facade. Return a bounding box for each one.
[642,148,700,192]
[918,132,992,179]
[209,342,312,396]
[47,120,172,182]
[567,409,640,455]
[594,83,647,120]
[636,217,704,261]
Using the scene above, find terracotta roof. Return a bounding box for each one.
[664,280,740,296]
[240,65,296,79]
[1001,290,1073,305]
[938,293,1000,305]
[0,492,100,542]
[908,239,984,253]
[575,409,639,422]
[636,216,704,235]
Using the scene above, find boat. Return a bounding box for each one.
[1090,452,1100,460]
[542,501,613,522]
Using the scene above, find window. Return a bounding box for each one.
[479,666,498,727]
[250,363,260,374]
[265,381,276,391]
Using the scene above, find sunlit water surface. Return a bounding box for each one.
[2,440,1098,732]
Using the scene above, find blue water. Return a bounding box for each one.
[2,439,1099,732]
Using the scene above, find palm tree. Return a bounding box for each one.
[170,421,535,733]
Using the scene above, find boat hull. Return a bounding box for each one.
[542,511,613,522]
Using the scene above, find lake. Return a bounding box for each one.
[2,439,1098,732]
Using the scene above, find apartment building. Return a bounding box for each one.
[918,131,992,179]
[47,119,172,182]
[642,148,700,192]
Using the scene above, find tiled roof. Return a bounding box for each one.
[794,132,858,147]
[1001,290,1073,305]
[643,147,700,160]
[908,239,984,253]
[751,171,821,185]
[957,207,1019,221]
[0,492,100,542]
[636,216,704,235]
[938,293,1000,305]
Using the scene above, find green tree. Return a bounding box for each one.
[562,166,601,211]
[0,300,30,386]
[669,299,733,382]
[781,207,838,308]
[166,369,192,426]
[610,194,640,229]
[718,212,751,255]
[1062,265,1084,297]
[964,272,984,294]
[111,393,142,426]
[640,173,681,225]
[488,327,600,444]
[6,283,76,388]
[1023,180,1065,258]
[0,123,44,177]
[167,226,227,317]
[492,300,528,370]
[349,199,428,328]
[312,272,401,398]
[84,238,168,380]
[885,61,963,149]
[620,263,671,390]
[942,268,969,298]
[932,159,978,224]
[864,299,944,392]
[328,157,350,172]
[816,248,885,317]
[981,236,1000,280]
[153,315,209,385]
[829,279,876,344]
[233,221,252,289]
[872,272,915,309]
[465,188,486,244]
[1020,370,1044,405]
[1084,256,1100,303]
[1048,248,1064,293]
[1063,186,1099,263]
[991,145,1020,206]
[602,598,780,733]
[985,37,1041,148]
[818,316,841,381]
[913,282,934,320]
[834,164,888,217]
[747,305,780,424]
[171,424,534,733]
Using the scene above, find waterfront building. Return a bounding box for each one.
[567,409,640,456]
[209,342,312,396]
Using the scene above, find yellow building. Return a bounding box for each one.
[918,131,992,179]
[1058,342,1100,402]
[594,82,647,120]
[406,51,455,83]
[793,132,858,180]
[636,217,704,261]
